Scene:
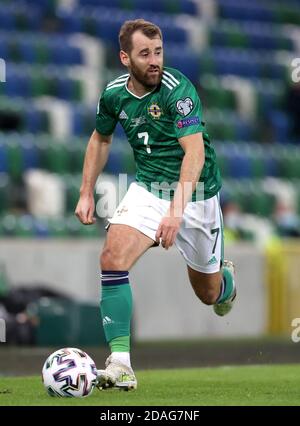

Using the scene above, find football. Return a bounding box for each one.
[42,347,98,397]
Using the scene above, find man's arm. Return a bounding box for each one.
[155,132,204,249]
[75,129,112,225]
[170,132,204,217]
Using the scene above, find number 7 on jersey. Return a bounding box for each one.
[138,132,151,154]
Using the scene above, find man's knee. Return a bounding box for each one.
[100,247,127,270]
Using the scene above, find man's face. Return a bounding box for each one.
[122,31,163,89]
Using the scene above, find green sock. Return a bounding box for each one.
[217,267,234,303]
[100,271,132,347]
[109,335,130,352]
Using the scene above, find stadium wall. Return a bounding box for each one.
[0,240,266,340]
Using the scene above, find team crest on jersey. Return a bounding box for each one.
[148,103,162,119]
[176,97,194,116]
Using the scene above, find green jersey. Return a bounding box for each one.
[96,66,221,201]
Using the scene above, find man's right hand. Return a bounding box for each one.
[75,194,96,225]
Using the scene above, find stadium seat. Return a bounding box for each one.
[199,77,237,110]
[6,140,22,180]
[65,142,84,174]
[44,144,70,175]
[227,150,252,179]
[0,8,15,30]
[267,110,291,143]
[0,0,299,237]
[0,173,11,213]
[217,0,275,23]
[34,218,50,238]
[19,38,37,62]
[0,214,18,236]
[47,217,68,238]
[165,46,199,83]
[24,108,49,133]
[0,143,8,173]
[279,148,300,179]
[104,150,124,175]
[210,20,294,51]
[64,174,80,213]
[15,214,35,237]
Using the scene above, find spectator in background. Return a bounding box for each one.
[273,200,300,237]
[221,197,245,242]
[221,195,276,246]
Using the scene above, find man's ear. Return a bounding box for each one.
[120,50,130,67]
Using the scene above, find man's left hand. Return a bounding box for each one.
[155,215,183,250]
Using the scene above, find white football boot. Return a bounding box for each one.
[213,260,236,316]
[96,355,137,391]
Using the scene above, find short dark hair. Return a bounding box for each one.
[119,19,162,53]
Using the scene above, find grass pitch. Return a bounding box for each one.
[0,364,299,406]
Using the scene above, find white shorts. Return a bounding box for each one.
[107,182,223,273]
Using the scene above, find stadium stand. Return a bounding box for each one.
[0,0,299,239]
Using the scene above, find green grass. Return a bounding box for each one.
[0,364,300,406]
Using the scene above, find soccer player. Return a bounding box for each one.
[75,19,236,390]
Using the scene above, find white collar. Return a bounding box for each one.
[125,76,157,99]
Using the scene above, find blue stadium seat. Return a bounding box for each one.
[21,138,40,171]
[80,0,197,15]
[165,45,199,82]
[25,109,47,133]
[217,0,274,23]
[59,13,82,33]
[57,76,73,101]
[0,35,8,58]
[105,150,124,174]
[0,143,8,173]
[267,110,291,143]
[52,41,83,65]
[180,0,198,14]
[19,39,37,62]
[264,151,279,177]
[5,67,31,98]
[133,0,169,14]
[71,105,85,136]
[96,18,122,43]
[34,218,50,238]
[235,118,255,141]
[86,8,188,45]
[0,9,15,30]
[203,48,286,80]
[83,0,117,8]
[228,150,252,178]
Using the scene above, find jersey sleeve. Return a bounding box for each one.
[167,77,206,139]
[95,90,118,135]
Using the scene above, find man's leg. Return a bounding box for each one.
[98,224,154,390]
[187,262,236,315]
[175,194,236,315]
[187,267,221,305]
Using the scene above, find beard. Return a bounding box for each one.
[130,60,163,89]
